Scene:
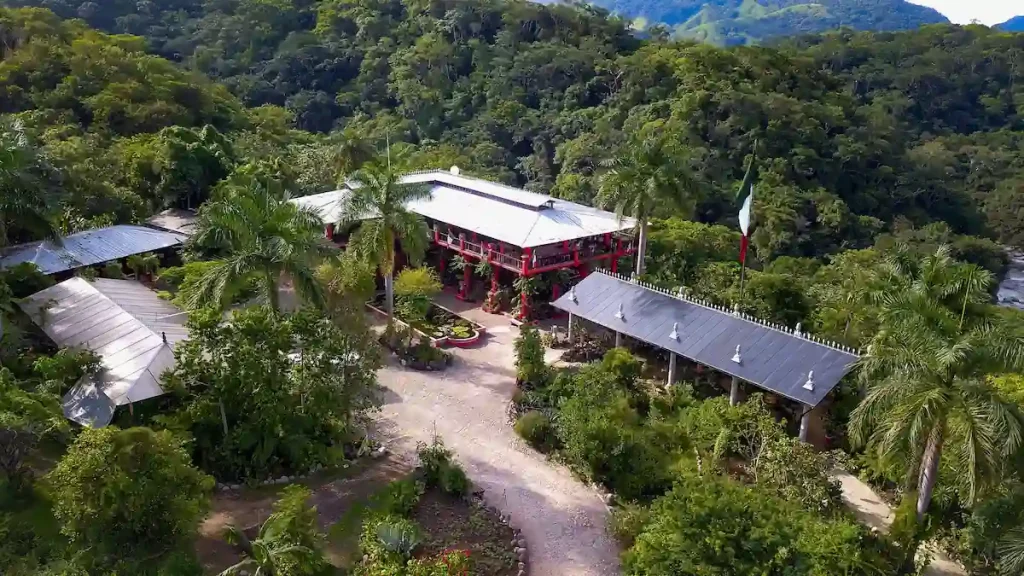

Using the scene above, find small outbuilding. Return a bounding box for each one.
[551,270,861,446]
[18,277,188,427]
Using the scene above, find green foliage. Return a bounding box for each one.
[558,366,681,500]
[416,437,469,497]
[678,394,784,466]
[1,263,54,299]
[372,478,424,517]
[514,324,550,387]
[0,120,62,248]
[515,411,558,453]
[754,436,844,515]
[221,485,330,576]
[99,262,124,279]
[165,306,382,480]
[360,514,420,564]
[0,368,67,493]
[622,471,896,575]
[394,267,441,325]
[126,253,160,278]
[46,427,213,569]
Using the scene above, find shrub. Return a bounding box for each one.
[558,372,676,500]
[622,471,895,575]
[394,267,441,324]
[417,437,470,496]
[374,478,424,517]
[100,262,124,279]
[610,503,653,547]
[47,427,213,565]
[515,410,558,453]
[514,324,550,387]
[754,436,844,515]
[1,263,53,298]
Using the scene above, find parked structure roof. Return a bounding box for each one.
[0,225,188,275]
[146,208,198,236]
[19,278,188,427]
[290,168,635,249]
[551,271,860,407]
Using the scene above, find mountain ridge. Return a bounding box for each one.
[573,0,949,44]
[998,16,1024,32]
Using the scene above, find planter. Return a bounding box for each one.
[399,352,454,372]
[365,301,447,347]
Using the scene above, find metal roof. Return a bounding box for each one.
[146,208,198,236]
[18,278,188,427]
[0,225,187,275]
[551,271,859,407]
[290,169,635,248]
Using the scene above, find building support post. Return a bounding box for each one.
[615,331,623,347]
[459,264,472,300]
[667,352,677,386]
[567,312,574,342]
[799,405,811,443]
[729,376,741,406]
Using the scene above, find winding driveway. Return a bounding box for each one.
[372,299,620,576]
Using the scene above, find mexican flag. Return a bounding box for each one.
[737,149,756,265]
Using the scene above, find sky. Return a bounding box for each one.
[907,0,1020,25]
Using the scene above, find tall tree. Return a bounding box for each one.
[342,152,431,320]
[597,128,700,275]
[851,245,1024,521]
[186,177,328,312]
[0,120,61,248]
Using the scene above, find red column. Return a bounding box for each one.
[520,292,530,320]
[611,238,622,273]
[439,250,446,277]
[491,268,499,292]
[552,283,561,300]
[325,223,335,240]
[433,225,440,243]
[522,247,532,275]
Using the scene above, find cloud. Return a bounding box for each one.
[906,0,1020,26]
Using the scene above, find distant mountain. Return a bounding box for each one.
[583,0,949,45]
[998,16,1024,32]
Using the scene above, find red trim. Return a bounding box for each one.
[739,235,749,265]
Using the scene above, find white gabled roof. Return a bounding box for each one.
[18,278,188,427]
[290,169,635,249]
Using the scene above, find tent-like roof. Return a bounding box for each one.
[146,208,198,237]
[18,278,188,427]
[551,271,859,407]
[290,169,635,248]
[0,225,187,275]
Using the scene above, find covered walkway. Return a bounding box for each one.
[551,271,860,443]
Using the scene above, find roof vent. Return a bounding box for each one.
[731,345,742,364]
[803,371,815,391]
[615,303,625,321]
[568,286,578,304]
[669,322,679,341]
[450,165,460,175]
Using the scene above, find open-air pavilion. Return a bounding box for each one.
[18,277,188,427]
[551,270,861,446]
[291,168,638,317]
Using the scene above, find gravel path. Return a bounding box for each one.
[372,307,620,576]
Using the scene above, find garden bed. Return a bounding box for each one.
[412,488,519,575]
[366,298,486,348]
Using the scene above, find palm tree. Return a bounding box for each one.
[219,515,317,576]
[0,120,61,248]
[342,153,431,320]
[597,129,700,276]
[186,181,328,313]
[851,245,1024,521]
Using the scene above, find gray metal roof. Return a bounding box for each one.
[291,168,635,248]
[551,271,859,407]
[19,278,188,427]
[0,225,187,275]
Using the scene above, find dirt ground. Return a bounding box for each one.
[195,455,412,574]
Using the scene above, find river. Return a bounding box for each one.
[997,252,1024,310]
